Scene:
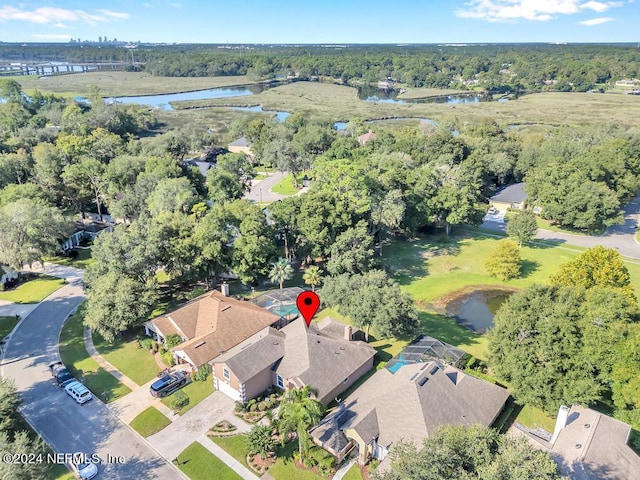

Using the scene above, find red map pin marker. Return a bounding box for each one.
[296,291,320,327]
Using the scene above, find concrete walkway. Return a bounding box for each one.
[198,435,261,480]
[332,459,356,480]
[82,326,139,391]
[147,391,251,461]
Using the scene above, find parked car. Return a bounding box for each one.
[49,361,74,387]
[150,371,188,398]
[64,381,93,404]
[73,461,98,480]
[487,207,498,215]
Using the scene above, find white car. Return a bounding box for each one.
[74,461,98,480]
[64,380,93,405]
[487,207,498,215]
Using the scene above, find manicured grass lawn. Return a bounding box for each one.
[46,248,95,270]
[210,435,249,468]
[175,442,241,480]
[129,407,171,437]
[343,464,364,480]
[0,315,20,340]
[271,174,305,196]
[161,379,214,415]
[505,211,597,236]
[0,275,65,303]
[59,307,131,402]
[92,330,159,385]
[270,440,324,480]
[50,464,75,480]
[516,404,556,432]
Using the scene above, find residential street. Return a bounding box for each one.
[482,194,640,260]
[244,171,289,203]
[0,266,185,480]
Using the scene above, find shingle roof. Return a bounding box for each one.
[313,361,509,449]
[147,290,281,367]
[228,136,252,148]
[275,320,376,402]
[490,182,528,203]
[547,406,640,480]
[213,327,285,382]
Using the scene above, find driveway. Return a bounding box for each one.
[244,171,288,203]
[147,391,250,461]
[481,195,640,260]
[0,266,184,479]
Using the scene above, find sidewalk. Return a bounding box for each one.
[198,435,261,480]
[82,326,139,391]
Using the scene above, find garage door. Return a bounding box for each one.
[216,378,241,401]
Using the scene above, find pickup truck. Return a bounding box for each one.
[49,361,74,387]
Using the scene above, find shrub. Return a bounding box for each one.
[194,363,212,382]
[249,403,258,412]
[160,350,175,367]
[139,337,155,351]
[257,401,268,412]
[485,239,522,281]
[186,287,206,300]
[165,334,182,349]
[170,390,189,412]
[234,401,245,413]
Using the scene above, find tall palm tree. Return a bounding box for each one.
[302,266,322,292]
[269,258,294,289]
[278,386,325,460]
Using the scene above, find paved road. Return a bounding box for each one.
[0,270,184,479]
[482,195,640,259]
[244,171,288,203]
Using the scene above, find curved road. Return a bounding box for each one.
[0,267,184,479]
[483,194,640,259]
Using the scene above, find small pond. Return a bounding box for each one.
[357,85,492,105]
[445,288,515,333]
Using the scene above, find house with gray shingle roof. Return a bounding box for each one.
[211,317,376,404]
[310,360,509,467]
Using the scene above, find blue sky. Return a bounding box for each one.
[0,1,638,43]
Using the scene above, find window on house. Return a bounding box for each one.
[276,374,284,389]
[223,368,230,380]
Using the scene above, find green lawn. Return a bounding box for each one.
[342,464,364,480]
[271,173,305,196]
[270,440,324,480]
[161,379,214,415]
[92,330,160,385]
[46,248,95,270]
[59,307,131,402]
[0,315,20,340]
[505,211,597,236]
[129,407,171,437]
[210,435,249,468]
[0,275,65,303]
[175,442,241,480]
[50,464,75,480]
[516,404,556,432]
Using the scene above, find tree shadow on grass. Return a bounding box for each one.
[520,259,540,278]
[417,310,484,354]
[275,439,298,464]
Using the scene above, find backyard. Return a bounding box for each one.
[59,308,131,402]
[0,275,66,303]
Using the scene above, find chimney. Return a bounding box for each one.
[220,282,229,297]
[344,325,352,341]
[551,405,571,445]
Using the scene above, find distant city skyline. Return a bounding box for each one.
[0,1,638,44]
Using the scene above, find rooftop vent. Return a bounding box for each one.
[221,305,231,312]
[194,341,206,348]
[418,377,429,387]
[429,365,439,375]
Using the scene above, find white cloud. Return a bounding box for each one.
[455,0,624,22]
[580,16,615,24]
[31,33,72,40]
[0,6,129,26]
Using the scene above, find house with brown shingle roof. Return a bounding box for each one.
[211,317,376,404]
[310,360,509,466]
[144,289,283,370]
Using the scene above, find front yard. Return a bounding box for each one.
[92,330,160,385]
[271,173,305,196]
[0,275,66,303]
[59,308,131,402]
[129,406,171,437]
[160,378,214,415]
[175,442,241,480]
[209,435,249,468]
[0,315,20,340]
